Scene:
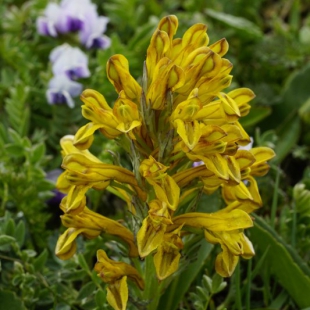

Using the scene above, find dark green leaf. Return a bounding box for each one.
[251,215,310,308]
[0,290,26,310]
[29,143,45,164]
[4,144,24,157]
[241,107,271,128]
[274,115,301,164]
[95,289,106,309]
[14,220,25,247]
[77,282,97,301]
[33,249,48,272]
[205,9,263,39]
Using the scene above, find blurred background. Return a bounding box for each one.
[1,0,310,309]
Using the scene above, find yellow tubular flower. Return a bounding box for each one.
[249,147,276,176]
[154,226,184,280]
[140,156,180,210]
[58,185,90,215]
[60,207,139,257]
[113,90,142,136]
[170,208,253,232]
[94,250,144,310]
[137,200,172,257]
[204,229,255,277]
[62,153,146,201]
[55,227,100,260]
[107,55,142,102]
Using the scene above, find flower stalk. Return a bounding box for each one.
[55,15,275,310]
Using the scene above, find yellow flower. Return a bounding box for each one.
[94,250,144,310]
[205,229,255,277]
[140,156,180,210]
[170,207,253,232]
[62,152,146,201]
[137,200,172,257]
[59,206,138,257]
[107,54,142,102]
[55,14,276,292]
[154,226,183,280]
[55,227,99,260]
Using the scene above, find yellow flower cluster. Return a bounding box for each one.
[55,15,275,310]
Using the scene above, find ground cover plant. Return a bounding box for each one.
[1,0,310,309]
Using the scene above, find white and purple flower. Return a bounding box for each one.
[46,75,82,108]
[78,13,111,49]
[57,0,97,33]
[50,44,90,79]
[37,0,110,50]
[36,3,62,37]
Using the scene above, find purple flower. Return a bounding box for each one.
[193,161,204,167]
[36,0,111,50]
[36,3,62,37]
[46,169,66,208]
[46,75,82,108]
[57,0,97,33]
[50,44,90,79]
[79,14,111,49]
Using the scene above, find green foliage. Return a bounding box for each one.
[0,0,310,309]
[251,215,310,308]
[187,273,227,310]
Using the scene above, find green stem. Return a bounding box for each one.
[235,262,242,310]
[0,182,8,212]
[270,166,280,229]
[143,255,161,310]
[291,201,297,247]
[245,258,252,310]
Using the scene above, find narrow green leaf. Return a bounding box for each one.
[78,253,90,271]
[77,282,97,301]
[0,235,16,246]
[95,289,106,309]
[251,215,310,308]
[158,240,213,310]
[33,249,48,272]
[14,220,25,248]
[29,143,45,164]
[274,114,301,164]
[241,106,271,128]
[205,9,263,39]
[4,218,15,235]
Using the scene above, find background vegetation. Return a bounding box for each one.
[1,0,310,309]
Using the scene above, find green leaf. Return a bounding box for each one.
[4,218,15,235]
[274,114,301,164]
[0,290,26,310]
[205,9,263,39]
[95,289,106,309]
[298,97,310,124]
[271,63,310,125]
[211,273,226,294]
[250,215,310,308]
[158,240,213,310]
[78,253,90,271]
[14,220,25,247]
[77,282,97,301]
[33,249,48,272]
[241,106,271,128]
[4,144,24,157]
[29,143,46,164]
[0,235,16,246]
